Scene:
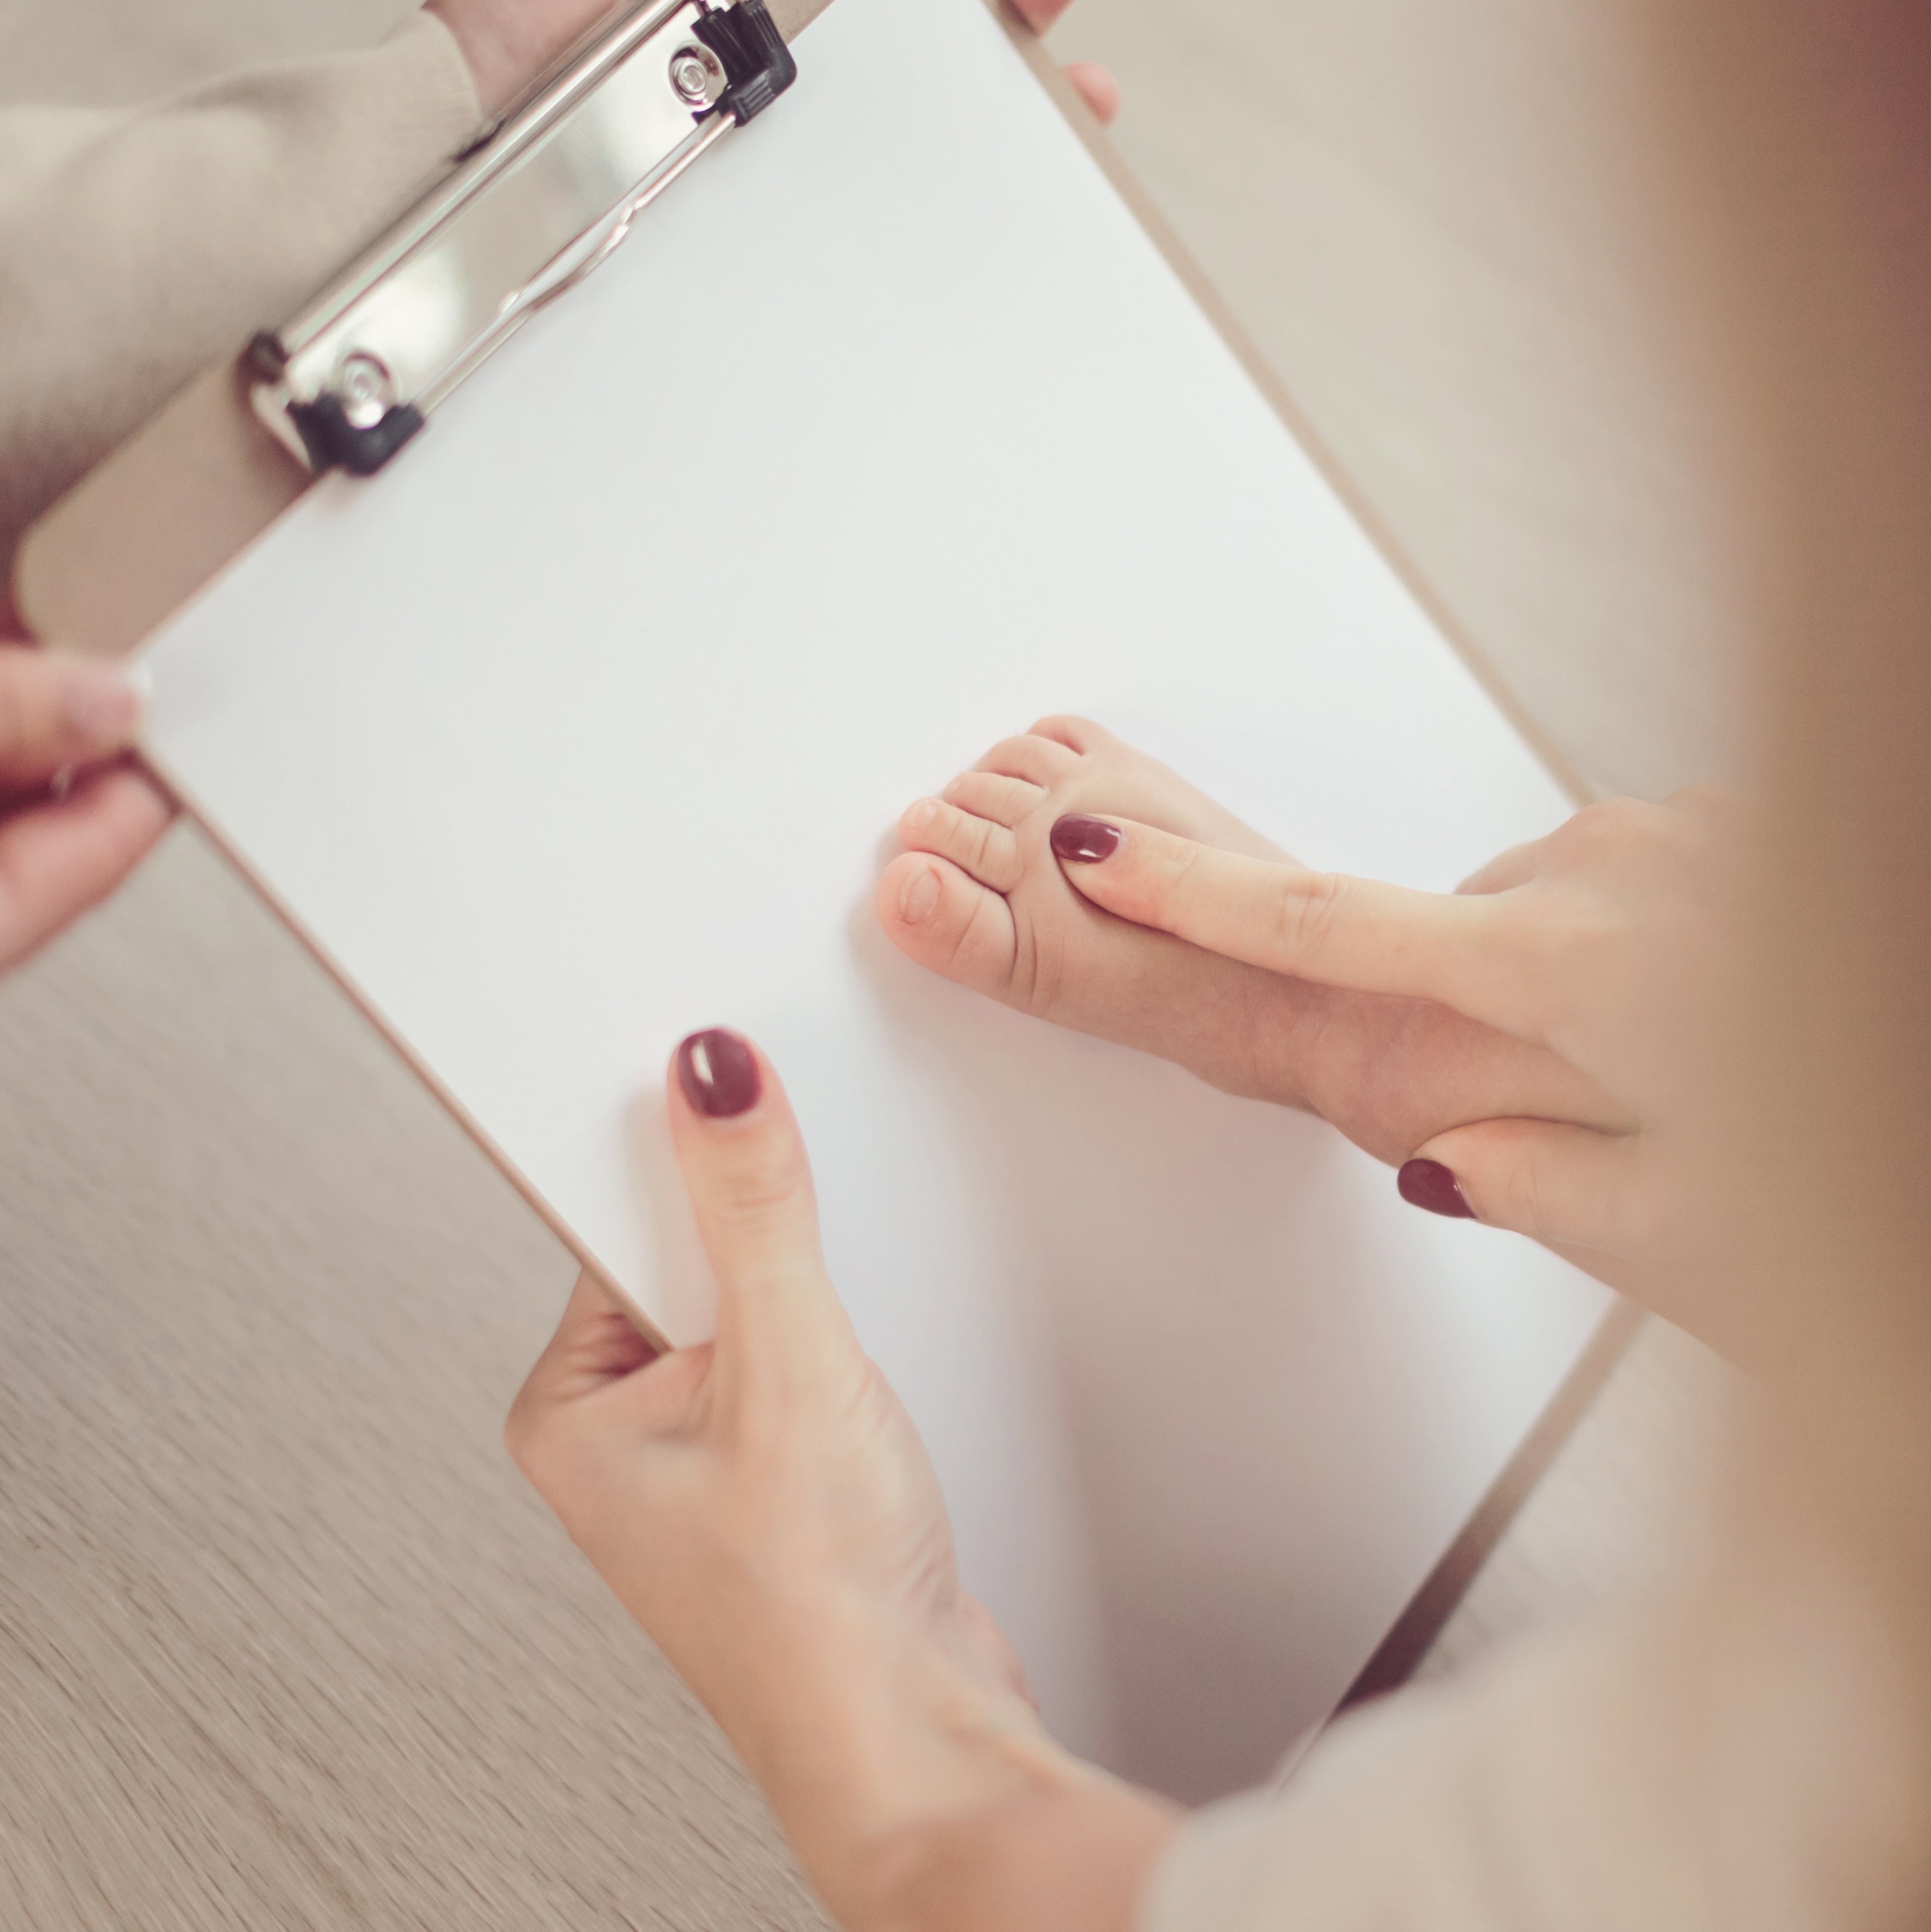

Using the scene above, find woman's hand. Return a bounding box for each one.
[0,638,171,979]
[1047,791,1747,1337]
[507,1028,1173,1927]
[429,0,1121,123]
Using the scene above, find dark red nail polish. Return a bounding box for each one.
[1050,814,1122,864]
[676,1029,761,1119]
[1397,1158,1476,1220]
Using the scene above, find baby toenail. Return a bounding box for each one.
[906,799,940,829]
[1050,814,1122,863]
[899,863,942,925]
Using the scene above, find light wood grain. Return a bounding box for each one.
[0,831,823,1927]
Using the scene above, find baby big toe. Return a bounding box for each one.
[876,852,1021,997]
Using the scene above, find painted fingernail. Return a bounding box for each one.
[1397,1158,1476,1220]
[60,661,142,745]
[676,1029,761,1119]
[897,862,942,926]
[1050,814,1121,864]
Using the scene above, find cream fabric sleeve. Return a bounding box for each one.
[1140,1463,1927,1932]
[0,11,482,578]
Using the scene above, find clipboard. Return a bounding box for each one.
[11,0,1634,1800]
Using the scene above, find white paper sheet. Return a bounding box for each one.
[138,0,1610,1797]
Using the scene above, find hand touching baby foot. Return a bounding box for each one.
[875,717,1623,1166]
[878,714,1307,1097]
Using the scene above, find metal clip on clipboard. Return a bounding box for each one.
[247,0,797,476]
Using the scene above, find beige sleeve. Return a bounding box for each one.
[0,11,481,576]
[1140,1501,1926,1932]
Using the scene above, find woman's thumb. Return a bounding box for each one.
[1398,1117,1648,1263]
[667,1029,848,1365]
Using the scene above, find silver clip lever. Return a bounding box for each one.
[247,0,796,476]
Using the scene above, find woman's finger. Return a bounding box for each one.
[0,765,172,974]
[1063,60,1120,125]
[1397,1117,1650,1262]
[504,1268,716,1544]
[666,1030,846,1366]
[0,647,145,791]
[1455,834,1548,897]
[1008,0,1074,31]
[505,1272,651,1470]
[1050,812,1531,1030]
[518,1271,660,1405]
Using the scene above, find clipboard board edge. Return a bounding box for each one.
[1336,1294,1643,1715]
[136,747,677,1357]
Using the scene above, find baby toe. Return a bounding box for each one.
[900,797,1023,892]
[1027,714,1111,755]
[876,853,1021,997]
[974,732,1083,788]
[940,771,1045,828]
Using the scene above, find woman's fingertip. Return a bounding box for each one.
[1397,1157,1477,1220]
[1050,813,1122,864]
[1065,59,1121,124]
[675,1028,762,1120]
[60,659,143,745]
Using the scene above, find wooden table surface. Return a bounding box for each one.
[0,1,1741,1922]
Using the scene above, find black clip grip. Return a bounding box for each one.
[694,0,797,123]
[247,0,796,480]
[286,394,427,477]
[247,330,426,478]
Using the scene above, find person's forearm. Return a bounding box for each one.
[599,1585,1179,1932]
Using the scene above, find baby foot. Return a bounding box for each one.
[875,717,1617,1165]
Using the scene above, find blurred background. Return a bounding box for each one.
[0,2,1741,1924]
